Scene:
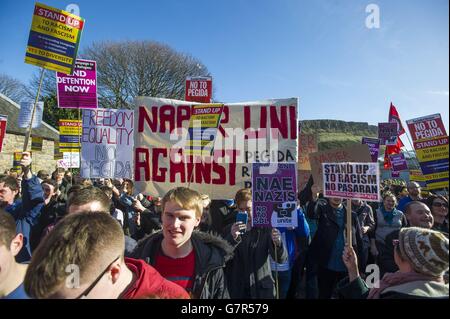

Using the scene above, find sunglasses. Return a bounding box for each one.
[75,256,121,299]
[432,202,448,208]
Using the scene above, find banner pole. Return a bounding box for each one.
[23,67,45,151]
[274,241,279,299]
[346,199,352,247]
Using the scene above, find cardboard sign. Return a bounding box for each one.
[389,153,408,171]
[185,76,212,103]
[378,122,398,146]
[57,59,97,109]
[31,136,43,151]
[0,115,7,153]
[252,163,297,228]
[18,101,44,129]
[391,170,400,178]
[80,108,134,178]
[298,134,318,170]
[25,2,84,74]
[63,152,79,168]
[185,104,224,156]
[323,162,380,201]
[413,136,449,190]
[298,169,312,192]
[361,137,380,162]
[134,97,298,199]
[406,114,447,142]
[309,144,372,190]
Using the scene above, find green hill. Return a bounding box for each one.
[299,120,379,151]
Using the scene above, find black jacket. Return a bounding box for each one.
[223,226,288,299]
[308,199,364,271]
[131,230,233,299]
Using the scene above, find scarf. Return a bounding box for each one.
[381,206,396,225]
[367,271,444,299]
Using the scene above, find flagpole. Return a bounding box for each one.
[23,67,45,151]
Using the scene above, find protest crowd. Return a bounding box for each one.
[0,151,448,299]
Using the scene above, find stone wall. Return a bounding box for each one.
[0,133,57,173]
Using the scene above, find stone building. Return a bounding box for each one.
[0,93,58,173]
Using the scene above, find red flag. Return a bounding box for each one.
[384,103,405,169]
[389,102,406,135]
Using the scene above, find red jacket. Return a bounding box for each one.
[121,257,190,299]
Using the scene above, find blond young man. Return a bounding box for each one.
[23,211,189,299]
[131,187,233,299]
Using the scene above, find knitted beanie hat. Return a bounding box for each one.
[398,227,449,277]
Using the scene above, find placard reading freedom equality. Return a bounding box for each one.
[322,162,380,201]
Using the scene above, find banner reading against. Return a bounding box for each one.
[252,163,297,228]
[81,108,134,178]
[361,137,380,162]
[25,3,84,74]
[185,104,224,156]
[309,144,372,189]
[389,153,408,171]
[0,115,7,153]
[134,97,298,199]
[57,59,97,108]
[298,134,318,170]
[185,76,212,103]
[31,136,43,151]
[378,122,398,146]
[323,162,380,201]
[18,102,44,129]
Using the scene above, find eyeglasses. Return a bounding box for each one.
[75,256,121,299]
[432,202,448,208]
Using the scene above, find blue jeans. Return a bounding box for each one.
[272,270,292,299]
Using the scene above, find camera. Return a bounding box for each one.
[120,193,134,207]
[273,202,296,218]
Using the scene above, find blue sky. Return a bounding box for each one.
[0,0,448,139]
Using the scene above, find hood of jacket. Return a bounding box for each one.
[121,257,189,299]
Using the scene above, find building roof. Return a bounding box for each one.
[0,93,59,140]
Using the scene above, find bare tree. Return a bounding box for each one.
[83,40,210,108]
[0,74,27,103]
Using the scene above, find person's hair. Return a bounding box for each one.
[67,184,84,199]
[67,186,111,213]
[235,188,252,206]
[0,175,19,192]
[200,194,211,208]
[122,179,134,195]
[0,209,16,249]
[51,168,65,179]
[382,191,397,204]
[425,195,448,211]
[80,179,93,187]
[24,212,125,299]
[404,200,428,215]
[99,185,113,198]
[41,179,58,189]
[162,187,203,219]
[407,181,420,189]
[37,170,49,180]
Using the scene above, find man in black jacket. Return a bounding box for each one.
[308,197,364,299]
[131,187,233,299]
